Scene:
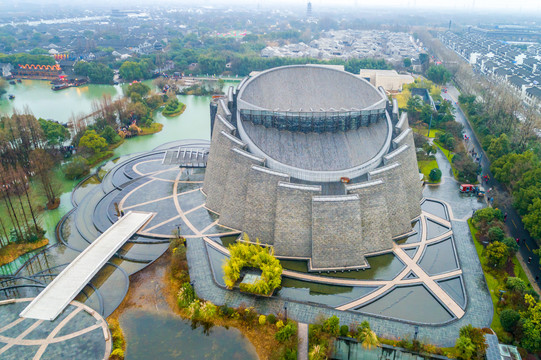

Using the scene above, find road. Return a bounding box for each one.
[443,86,541,289]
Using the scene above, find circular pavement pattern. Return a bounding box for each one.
[0,298,111,360]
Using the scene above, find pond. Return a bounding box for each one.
[0,79,238,275]
[120,310,259,360]
[355,285,453,324]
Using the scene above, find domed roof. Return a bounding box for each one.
[237,65,385,112]
[235,65,393,182]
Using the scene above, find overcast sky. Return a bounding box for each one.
[239,0,539,13]
[5,0,541,15]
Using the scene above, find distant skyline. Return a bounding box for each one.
[3,0,541,15]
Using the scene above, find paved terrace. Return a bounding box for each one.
[20,211,153,321]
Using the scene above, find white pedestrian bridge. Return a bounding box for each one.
[20,211,153,321]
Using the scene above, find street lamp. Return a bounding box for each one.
[499,290,506,302]
[427,113,433,137]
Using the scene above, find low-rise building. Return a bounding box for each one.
[359,69,414,92]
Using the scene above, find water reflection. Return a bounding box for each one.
[120,310,258,360]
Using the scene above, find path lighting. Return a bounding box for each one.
[284,302,288,322]
[414,326,419,341]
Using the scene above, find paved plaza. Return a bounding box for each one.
[0,140,493,351]
[0,298,110,360]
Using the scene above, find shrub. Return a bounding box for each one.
[526,288,540,301]
[275,323,297,342]
[488,227,505,242]
[198,301,217,322]
[109,318,125,360]
[186,300,201,320]
[280,348,297,360]
[110,348,125,359]
[78,129,108,154]
[322,315,340,336]
[507,277,527,294]
[177,282,196,308]
[340,324,349,337]
[100,125,121,144]
[63,156,90,180]
[276,320,284,329]
[356,321,379,349]
[258,315,266,325]
[485,241,508,268]
[500,309,521,332]
[219,304,234,317]
[502,237,519,255]
[429,168,442,182]
[454,335,475,360]
[267,313,277,324]
[162,98,185,116]
[473,208,503,226]
[309,344,327,360]
[241,307,258,323]
[222,234,282,295]
[458,325,488,357]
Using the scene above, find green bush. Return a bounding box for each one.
[177,282,196,308]
[485,241,508,268]
[502,237,519,255]
[488,227,506,242]
[473,208,504,225]
[506,277,527,294]
[222,234,282,295]
[322,315,340,336]
[280,348,297,360]
[100,125,121,144]
[526,288,540,301]
[267,313,277,324]
[500,309,521,332]
[339,325,349,337]
[162,98,185,116]
[429,168,442,182]
[275,323,297,342]
[198,301,217,322]
[63,156,90,180]
[110,348,125,359]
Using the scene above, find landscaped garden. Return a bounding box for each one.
[469,207,541,356]
[223,235,283,296]
[168,236,297,360]
[161,98,186,117]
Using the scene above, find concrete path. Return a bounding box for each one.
[20,211,153,321]
[297,323,308,360]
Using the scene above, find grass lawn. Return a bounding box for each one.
[433,141,460,180]
[513,257,532,288]
[87,151,114,167]
[412,127,443,138]
[418,159,439,182]
[140,123,164,136]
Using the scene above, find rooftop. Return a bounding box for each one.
[238,65,385,112]
[241,116,389,172]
